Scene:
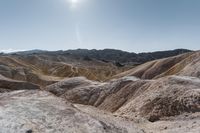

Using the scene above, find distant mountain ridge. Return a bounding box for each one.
[8,48,192,66]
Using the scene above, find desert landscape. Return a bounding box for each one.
[0,0,200,132]
[0,49,199,133]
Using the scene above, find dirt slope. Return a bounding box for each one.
[113,51,200,79]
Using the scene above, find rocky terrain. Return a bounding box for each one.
[0,49,199,133]
[0,49,190,86]
[0,90,146,133]
[113,50,200,80]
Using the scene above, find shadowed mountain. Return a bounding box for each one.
[49,48,191,65]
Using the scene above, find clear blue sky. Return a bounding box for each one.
[0,0,200,52]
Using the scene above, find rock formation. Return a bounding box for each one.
[0,90,142,133]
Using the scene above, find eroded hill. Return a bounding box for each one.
[114,51,200,79]
[44,51,200,132]
[0,49,190,87]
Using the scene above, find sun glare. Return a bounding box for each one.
[69,0,80,9]
[71,0,78,4]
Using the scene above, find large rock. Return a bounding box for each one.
[0,90,142,133]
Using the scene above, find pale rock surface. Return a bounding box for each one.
[0,90,143,133]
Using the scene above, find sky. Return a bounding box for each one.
[0,0,200,53]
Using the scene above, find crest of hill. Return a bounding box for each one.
[113,51,200,79]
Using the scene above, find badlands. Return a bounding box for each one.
[0,49,199,133]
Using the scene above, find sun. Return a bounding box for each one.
[69,0,79,8]
[70,0,78,4]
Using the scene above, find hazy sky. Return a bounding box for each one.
[0,0,200,52]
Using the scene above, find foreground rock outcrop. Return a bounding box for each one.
[1,89,199,133]
[0,90,143,133]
